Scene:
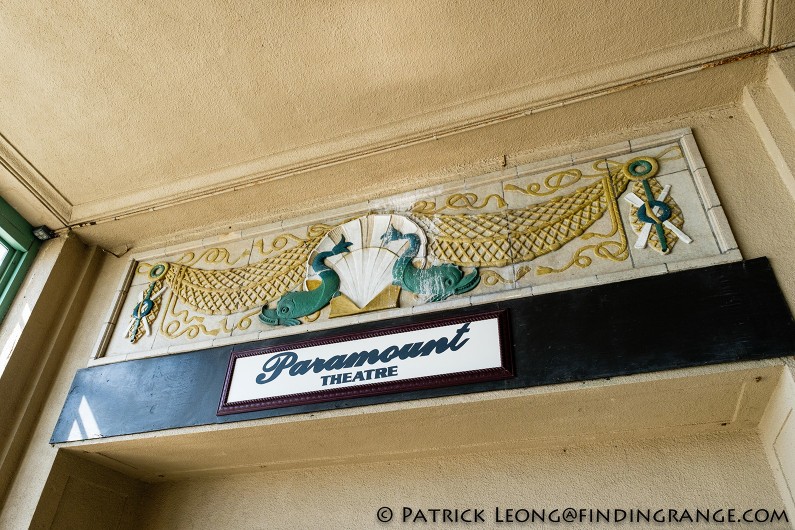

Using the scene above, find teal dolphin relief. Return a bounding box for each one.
[259,236,353,326]
[380,225,480,302]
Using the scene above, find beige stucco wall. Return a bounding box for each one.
[134,431,785,529]
[1,50,795,529]
[760,362,795,523]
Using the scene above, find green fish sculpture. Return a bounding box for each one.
[381,225,480,302]
[259,236,352,326]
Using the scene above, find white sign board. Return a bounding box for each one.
[218,312,512,414]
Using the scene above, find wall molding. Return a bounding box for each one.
[0,132,71,226]
[3,40,792,234]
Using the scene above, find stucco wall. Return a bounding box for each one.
[134,431,785,529]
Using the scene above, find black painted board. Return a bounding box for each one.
[51,258,795,443]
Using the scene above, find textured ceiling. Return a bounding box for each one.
[0,0,790,248]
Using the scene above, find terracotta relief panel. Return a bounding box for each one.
[99,129,738,361]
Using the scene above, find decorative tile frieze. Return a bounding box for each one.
[94,129,740,362]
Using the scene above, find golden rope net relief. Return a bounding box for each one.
[533,173,629,275]
[480,266,532,286]
[159,291,220,340]
[172,258,308,314]
[416,175,622,271]
[535,239,629,275]
[251,223,334,260]
[158,296,263,341]
[303,310,322,323]
[173,247,250,267]
[418,176,610,240]
[136,262,153,276]
[159,231,333,316]
[220,309,262,334]
[411,192,506,214]
[504,159,612,197]
[655,144,684,162]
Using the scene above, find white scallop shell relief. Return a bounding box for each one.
[307,215,427,309]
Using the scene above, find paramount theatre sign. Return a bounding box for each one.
[218,312,512,414]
